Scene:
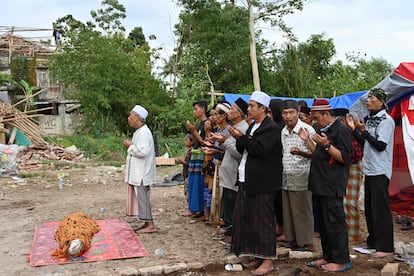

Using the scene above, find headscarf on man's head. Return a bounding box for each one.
[216,102,231,115]
[368,87,387,102]
[368,87,388,109]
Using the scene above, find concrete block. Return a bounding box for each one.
[119,267,139,276]
[223,254,243,264]
[289,250,313,259]
[138,265,164,275]
[277,247,291,257]
[163,263,187,274]
[380,263,399,276]
[186,262,204,270]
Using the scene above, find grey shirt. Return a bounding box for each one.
[363,109,395,179]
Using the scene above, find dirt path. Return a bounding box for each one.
[0,162,412,275]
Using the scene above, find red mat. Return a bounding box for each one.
[29,218,149,266]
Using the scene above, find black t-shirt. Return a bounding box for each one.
[309,119,352,197]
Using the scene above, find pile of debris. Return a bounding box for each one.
[0,89,85,173]
[0,88,48,145]
[17,144,84,172]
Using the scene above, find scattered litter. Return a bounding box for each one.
[224,264,243,271]
[11,176,24,183]
[154,248,165,255]
[353,247,375,254]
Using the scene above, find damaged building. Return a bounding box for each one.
[0,31,81,140]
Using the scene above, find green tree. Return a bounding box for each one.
[128,27,146,48]
[173,0,252,95]
[266,33,393,98]
[245,0,305,91]
[50,0,169,135]
[316,57,393,97]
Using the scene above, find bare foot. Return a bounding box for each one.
[251,259,275,275]
[276,234,285,241]
[321,262,352,272]
[181,210,194,217]
[242,258,262,269]
[372,251,393,258]
[137,226,156,234]
[134,223,147,231]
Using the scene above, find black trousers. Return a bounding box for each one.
[314,195,350,264]
[221,187,237,226]
[365,175,394,252]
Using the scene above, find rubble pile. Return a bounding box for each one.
[17,144,84,171]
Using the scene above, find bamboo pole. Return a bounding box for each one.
[0,113,44,123]
[11,88,47,108]
[2,106,53,118]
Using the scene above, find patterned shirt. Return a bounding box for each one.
[363,109,395,179]
[350,138,363,164]
[281,119,315,190]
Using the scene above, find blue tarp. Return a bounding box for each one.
[222,91,368,109]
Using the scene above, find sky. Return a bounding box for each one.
[2,0,413,68]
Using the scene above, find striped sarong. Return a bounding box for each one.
[126,183,139,217]
[231,184,277,259]
[187,149,205,212]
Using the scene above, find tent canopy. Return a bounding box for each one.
[222,91,367,109]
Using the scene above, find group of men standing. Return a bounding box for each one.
[122,86,395,275]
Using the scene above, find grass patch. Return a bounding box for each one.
[43,133,187,163]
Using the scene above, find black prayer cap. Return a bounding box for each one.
[283,100,299,110]
[333,108,349,117]
[235,97,248,115]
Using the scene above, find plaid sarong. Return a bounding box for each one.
[344,160,363,241]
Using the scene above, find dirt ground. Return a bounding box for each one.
[0,161,413,276]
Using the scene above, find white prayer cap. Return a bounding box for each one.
[250,91,270,108]
[132,105,148,120]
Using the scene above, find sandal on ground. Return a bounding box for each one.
[305,259,328,268]
[393,253,411,262]
[190,212,204,218]
[212,234,225,240]
[320,262,352,272]
[396,215,411,224]
[137,227,157,234]
[401,220,414,230]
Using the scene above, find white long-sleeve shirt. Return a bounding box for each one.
[124,124,156,186]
